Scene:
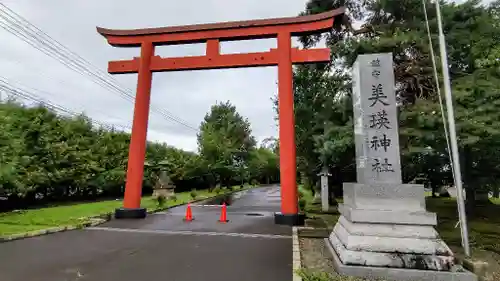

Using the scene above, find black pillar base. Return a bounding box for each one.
[114,208,147,219]
[274,212,305,226]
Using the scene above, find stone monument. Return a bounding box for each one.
[326,53,476,281]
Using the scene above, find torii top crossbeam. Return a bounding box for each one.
[97,8,345,73]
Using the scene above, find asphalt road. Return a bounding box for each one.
[0,185,293,281]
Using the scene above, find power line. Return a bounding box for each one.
[0,3,199,132]
[0,77,132,132]
[0,75,134,130]
[0,85,130,132]
[0,10,137,104]
[0,48,195,134]
[0,55,196,134]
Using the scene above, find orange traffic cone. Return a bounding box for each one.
[218,203,228,223]
[183,203,194,222]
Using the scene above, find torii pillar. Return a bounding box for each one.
[96,8,346,225]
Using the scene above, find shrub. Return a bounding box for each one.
[170,194,177,202]
[213,186,222,194]
[156,195,167,207]
[190,189,198,199]
[298,198,307,211]
[298,189,305,199]
[250,179,259,186]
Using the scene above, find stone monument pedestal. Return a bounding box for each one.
[326,183,475,280]
[325,185,477,281]
[330,183,455,270]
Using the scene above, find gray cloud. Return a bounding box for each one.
[0,0,310,151]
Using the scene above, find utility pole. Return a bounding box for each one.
[434,0,471,257]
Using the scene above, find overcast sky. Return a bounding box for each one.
[0,0,314,152]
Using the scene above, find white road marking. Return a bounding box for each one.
[87,227,291,239]
[151,211,275,216]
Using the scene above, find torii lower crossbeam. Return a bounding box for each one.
[97,8,345,225]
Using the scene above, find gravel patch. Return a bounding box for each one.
[300,238,337,274]
[298,237,373,281]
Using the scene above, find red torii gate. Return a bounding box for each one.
[97,8,345,225]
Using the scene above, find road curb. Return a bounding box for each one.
[292,227,303,281]
[0,187,255,243]
[0,219,106,243]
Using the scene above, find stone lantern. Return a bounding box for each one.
[150,160,176,199]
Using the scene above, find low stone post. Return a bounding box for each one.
[318,167,331,212]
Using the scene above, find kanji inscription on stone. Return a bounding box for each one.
[369,84,389,107]
[372,158,395,173]
[351,53,402,184]
[370,134,391,152]
[369,110,391,129]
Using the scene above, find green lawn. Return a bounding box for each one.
[298,185,314,203]
[0,186,248,237]
[299,186,341,230]
[427,197,500,257]
[491,197,500,205]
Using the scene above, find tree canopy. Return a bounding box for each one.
[197,101,276,187]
